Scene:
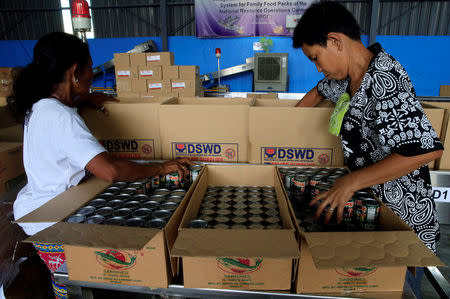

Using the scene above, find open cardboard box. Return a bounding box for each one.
[159,97,254,163]
[80,97,174,160]
[277,168,445,294]
[171,164,299,290]
[18,167,203,289]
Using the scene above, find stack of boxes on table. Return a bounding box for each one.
[114,52,203,98]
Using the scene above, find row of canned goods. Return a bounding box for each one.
[296,188,381,232]
[65,183,190,228]
[278,166,348,202]
[145,165,203,192]
[187,185,283,229]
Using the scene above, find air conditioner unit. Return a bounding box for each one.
[253,53,288,92]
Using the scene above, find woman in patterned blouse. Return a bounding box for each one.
[292,2,443,296]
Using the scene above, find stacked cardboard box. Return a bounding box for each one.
[114,52,203,98]
[0,67,18,106]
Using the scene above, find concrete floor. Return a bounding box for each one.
[1,180,449,298]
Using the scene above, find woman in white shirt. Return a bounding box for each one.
[7,32,191,299]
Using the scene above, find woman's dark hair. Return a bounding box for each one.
[7,32,90,117]
[293,0,361,48]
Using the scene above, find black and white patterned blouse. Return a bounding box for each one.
[317,43,443,252]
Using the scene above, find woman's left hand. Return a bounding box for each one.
[309,173,357,224]
[83,92,119,115]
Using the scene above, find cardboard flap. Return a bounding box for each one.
[26,222,159,250]
[304,231,444,269]
[172,229,299,258]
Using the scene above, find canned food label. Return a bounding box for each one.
[260,147,333,166]
[139,70,153,77]
[147,55,161,62]
[99,139,155,159]
[172,142,239,162]
[117,70,131,77]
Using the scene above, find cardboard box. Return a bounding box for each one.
[20,167,203,289]
[116,91,139,98]
[115,66,137,79]
[146,52,174,66]
[247,93,278,99]
[440,85,450,96]
[0,142,25,194]
[420,102,447,169]
[172,164,299,290]
[162,66,179,80]
[249,99,343,166]
[138,65,162,80]
[141,92,178,99]
[159,97,254,163]
[178,66,199,80]
[80,99,167,160]
[131,79,147,94]
[130,53,146,66]
[116,79,132,92]
[147,80,171,94]
[170,80,198,97]
[291,201,443,294]
[113,53,130,67]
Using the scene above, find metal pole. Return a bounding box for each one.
[160,0,168,51]
[217,57,221,88]
[369,0,379,46]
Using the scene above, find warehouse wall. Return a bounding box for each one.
[0,35,448,96]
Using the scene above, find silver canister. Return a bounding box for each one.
[262,186,275,192]
[115,194,132,201]
[205,190,219,197]
[128,182,145,194]
[234,186,248,192]
[231,216,247,224]
[160,202,178,212]
[217,196,233,204]
[231,224,247,229]
[213,223,230,229]
[203,195,217,203]
[249,203,263,210]
[105,217,125,226]
[199,215,214,222]
[111,182,128,189]
[216,209,232,216]
[232,209,248,217]
[151,209,172,220]
[200,208,216,216]
[201,202,216,209]
[142,200,160,210]
[153,188,171,196]
[264,202,279,210]
[97,192,115,200]
[76,206,95,217]
[132,194,149,202]
[114,208,132,218]
[88,198,106,208]
[217,202,231,210]
[166,196,183,204]
[170,189,186,197]
[248,191,262,197]
[248,196,262,203]
[85,215,105,224]
[215,216,230,224]
[66,214,85,223]
[96,207,114,217]
[233,203,247,210]
[233,190,248,197]
[207,185,221,191]
[248,208,264,215]
[145,218,166,229]
[266,223,282,229]
[233,197,247,204]
[132,208,153,220]
[219,191,234,197]
[265,209,279,217]
[188,219,209,228]
[106,199,124,209]
[248,223,265,229]
[123,201,142,210]
[103,186,121,195]
[119,187,137,196]
[248,215,264,223]
[266,216,281,224]
[149,194,166,203]
[125,217,145,227]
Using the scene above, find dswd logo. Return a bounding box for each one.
[95,249,137,270]
[217,257,263,274]
[175,143,186,153]
[264,148,276,158]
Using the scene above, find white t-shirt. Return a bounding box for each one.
[14,98,106,235]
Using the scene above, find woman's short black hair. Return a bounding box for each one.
[293,0,361,48]
[7,32,90,117]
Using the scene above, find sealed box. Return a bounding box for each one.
[130,53,146,66]
[162,66,179,80]
[440,85,450,96]
[80,99,167,160]
[138,65,162,80]
[172,164,299,290]
[159,97,253,163]
[117,91,139,98]
[0,67,17,96]
[147,80,171,94]
[19,168,203,289]
[116,79,132,92]
[178,66,199,80]
[146,52,174,66]
[171,80,202,97]
[115,66,137,79]
[0,142,24,194]
[131,79,147,94]
[113,53,130,67]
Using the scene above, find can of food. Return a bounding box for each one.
[166,196,183,204]
[231,216,247,224]
[104,186,121,195]
[219,191,234,197]
[126,218,145,227]
[86,215,105,224]
[213,223,230,229]
[248,190,262,197]
[142,200,161,210]
[248,208,264,215]
[111,182,127,189]
[207,185,221,191]
[201,202,216,209]
[200,208,216,216]
[278,167,290,183]
[284,171,297,195]
[266,223,282,229]
[206,190,219,197]
[119,188,137,196]
[264,203,278,210]
[97,192,115,201]
[216,209,232,216]
[249,203,263,210]
[123,201,142,210]
[114,208,132,218]
[234,186,248,192]
[145,218,166,229]
[309,174,327,199]
[248,196,262,203]
[231,224,247,229]
[262,191,276,198]
[153,189,171,197]
[266,216,280,224]
[105,217,125,226]
[170,189,186,197]
[262,186,275,192]
[359,198,380,225]
[106,199,124,209]
[232,209,247,217]
[217,202,231,210]
[76,206,95,216]
[217,196,233,204]
[132,208,153,220]
[88,198,106,208]
[221,186,234,192]
[190,165,202,183]
[342,198,355,223]
[115,194,132,201]
[128,182,146,194]
[248,215,264,223]
[265,209,279,217]
[215,216,230,224]
[233,197,247,204]
[233,191,247,198]
[165,172,181,189]
[149,194,166,203]
[203,195,217,203]
[132,194,149,202]
[292,174,308,201]
[248,223,265,229]
[66,214,85,223]
[188,219,209,228]
[199,215,214,223]
[96,207,114,217]
[152,209,172,220]
[248,186,261,192]
[263,197,277,204]
[160,202,178,212]
[233,203,247,210]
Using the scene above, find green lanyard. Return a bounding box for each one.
[328,92,351,137]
